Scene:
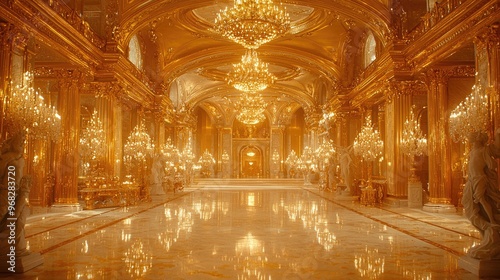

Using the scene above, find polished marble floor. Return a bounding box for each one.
[0,183,489,279]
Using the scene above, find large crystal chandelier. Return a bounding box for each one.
[124,122,154,166]
[79,110,106,175]
[214,0,291,49]
[6,72,61,139]
[353,115,384,162]
[235,92,267,125]
[400,106,427,157]
[449,83,489,143]
[227,49,276,92]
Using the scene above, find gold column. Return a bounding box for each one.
[92,82,125,180]
[424,69,455,213]
[0,23,27,139]
[222,127,232,178]
[270,126,283,178]
[52,71,83,212]
[476,25,500,132]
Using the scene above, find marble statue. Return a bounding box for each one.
[462,130,500,259]
[0,131,31,257]
[338,146,353,194]
[150,155,166,195]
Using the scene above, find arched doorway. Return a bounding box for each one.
[240,146,263,178]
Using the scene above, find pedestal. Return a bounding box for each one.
[50,203,82,213]
[459,256,500,278]
[408,179,423,208]
[422,203,456,213]
[0,252,43,273]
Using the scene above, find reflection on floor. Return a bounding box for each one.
[1,183,485,279]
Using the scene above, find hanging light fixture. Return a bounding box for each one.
[214,0,291,49]
[235,92,267,125]
[227,49,276,93]
[353,115,384,162]
[449,82,489,143]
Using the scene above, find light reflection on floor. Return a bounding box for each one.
[2,186,481,279]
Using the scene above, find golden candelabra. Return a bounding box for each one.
[298,146,317,185]
[214,0,290,49]
[401,106,427,157]
[316,139,335,190]
[353,115,384,189]
[285,150,299,178]
[198,149,216,178]
[449,82,489,143]
[6,72,61,139]
[124,121,154,201]
[401,106,427,182]
[79,110,106,176]
[227,49,276,92]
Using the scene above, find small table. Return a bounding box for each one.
[360,186,377,206]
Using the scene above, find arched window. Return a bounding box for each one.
[128,35,143,70]
[364,32,377,68]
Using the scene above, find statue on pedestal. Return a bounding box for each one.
[0,131,43,272]
[462,130,500,260]
[337,146,353,195]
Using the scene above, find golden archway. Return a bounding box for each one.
[240,146,263,178]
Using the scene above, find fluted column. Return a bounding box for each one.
[221,127,232,178]
[91,82,126,180]
[0,24,28,138]
[270,126,284,178]
[423,69,455,213]
[475,25,500,132]
[52,71,83,212]
[304,106,321,149]
[384,80,425,199]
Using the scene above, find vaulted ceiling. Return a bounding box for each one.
[11,0,394,125]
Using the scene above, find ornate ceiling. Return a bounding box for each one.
[3,0,393,126]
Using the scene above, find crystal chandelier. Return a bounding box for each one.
[6,72,61,139]
[400,106,427,157]
[124,121,154,166]
[353,115,384,162]
[235,92,267,125]
[449,83,489,143]
[79,110,106,175]
[227,49,276,93]
[214,0,291,49]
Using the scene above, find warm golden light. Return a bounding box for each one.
[227,49,276,93]
[353,115,384,162]
[400,106,427,157]
[6,71,61,139]
[214,0,290,49]
[235,92,267,125]
[449,82,489,143]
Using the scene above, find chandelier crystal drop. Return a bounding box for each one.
[214,0,291,49]
[449,82,489,143]
[227,49,276,93]
[400,107,427,157]
[353,115,384,162]
[235,92,267,125]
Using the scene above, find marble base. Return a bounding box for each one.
[408,180,423,208]
[0,252,43,273]
[422,203,456,214]
[383,197,408,207]
[335,195,359,201]
[50,203,82,213]
[458,256,500,277]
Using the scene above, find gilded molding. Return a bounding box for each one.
[385,80,427,103]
